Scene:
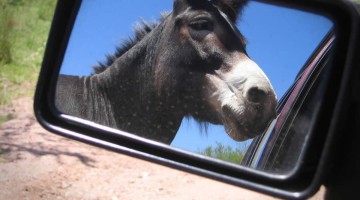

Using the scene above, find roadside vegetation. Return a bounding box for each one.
[198,142,247,164]
[0,0,56,106]
[0,0,56,125]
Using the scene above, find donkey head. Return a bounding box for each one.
[155,0,277,141]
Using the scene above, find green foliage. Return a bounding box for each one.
[0,1,14,64]
[0,114,12,124]
[0,0,56,105]
[0,148,10,163]
[198,142,246,164]
[0,148,10,155]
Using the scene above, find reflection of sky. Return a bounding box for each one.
[60,1,333,153]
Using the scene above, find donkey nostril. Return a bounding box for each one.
[246,87,267,103]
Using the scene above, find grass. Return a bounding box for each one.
[0,114,13,125]
[0,148,11,163]
[0,0,56,125]
[0,0,56,106]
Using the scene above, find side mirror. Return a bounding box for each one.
[34,0,360,199]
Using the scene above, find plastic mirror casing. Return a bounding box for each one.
[34,0,360,199]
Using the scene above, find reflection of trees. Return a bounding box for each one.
[198,142,245,164]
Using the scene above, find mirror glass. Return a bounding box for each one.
[56,0,333,173]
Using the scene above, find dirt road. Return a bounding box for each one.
[0,97,324,199]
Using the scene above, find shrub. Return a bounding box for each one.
[198,142,246,164]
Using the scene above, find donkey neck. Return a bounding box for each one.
[94,25,183,144]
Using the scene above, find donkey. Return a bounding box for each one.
[55,0,277,144]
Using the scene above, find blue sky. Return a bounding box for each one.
[60,1,333,153]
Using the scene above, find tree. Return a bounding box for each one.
[198,142,246,164]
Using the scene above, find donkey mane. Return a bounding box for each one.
[92,14,169,74]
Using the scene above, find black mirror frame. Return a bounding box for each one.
[34,0,360,199]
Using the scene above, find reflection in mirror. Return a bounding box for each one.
[56,0,333,172]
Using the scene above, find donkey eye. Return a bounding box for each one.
[189,19,213,31]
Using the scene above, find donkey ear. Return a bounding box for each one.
[173,0,189,15]
[173,0,209,15]
[211,0,248,22]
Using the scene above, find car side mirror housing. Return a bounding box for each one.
[34,0,360,199]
